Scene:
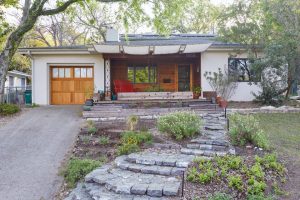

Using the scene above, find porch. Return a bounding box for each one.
[103,53,201,100]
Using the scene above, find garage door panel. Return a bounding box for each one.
[50,66,94,105]
[62,80,75,92]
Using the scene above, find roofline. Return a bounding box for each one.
[7,70,31,77]
[18,45,250,55]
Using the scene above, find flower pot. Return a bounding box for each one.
[193,93,200,99]
[85,99,94,106]
[219,100,228,108]
[216,96,222,104]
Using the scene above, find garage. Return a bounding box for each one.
[50,66,94,105]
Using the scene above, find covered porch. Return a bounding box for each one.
[103,53,202,100]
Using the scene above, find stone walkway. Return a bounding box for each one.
[65,113,234,200]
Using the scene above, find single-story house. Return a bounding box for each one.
[4,70,31,93]
[19,30,261,105]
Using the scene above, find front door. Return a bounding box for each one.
[178,65,190,91]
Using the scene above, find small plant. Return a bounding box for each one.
[229,114,269,149]
[88,126,97,135]
[117,131,153,155]
[208,193,233,200]
[0,103,20,115]
[86,120,97,135]
[157,111,203,140]
[247,180,267,196]
[61,158,101,188]
[192,86,202,94]
[81,135,90,144]
[98,136,110,145]
[127,115,139,131]
[228,175,243,191]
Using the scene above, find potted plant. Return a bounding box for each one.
[204,68,238,108]
[84,87,94,106]
[192,86,202,99]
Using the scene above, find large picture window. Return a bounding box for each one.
[128,65,157,83]
[228,58,258,82]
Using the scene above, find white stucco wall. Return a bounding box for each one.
[201,51,261,101]
[32,54,104,105]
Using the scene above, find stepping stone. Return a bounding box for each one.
[65,183,93,200]
[126,152,194,168]
[115,156,186,176]
[181,148,228,157]
[85,166,182,197]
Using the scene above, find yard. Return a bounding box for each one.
[255,113,300,199]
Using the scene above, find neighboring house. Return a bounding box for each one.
[19,29,261,105]
[4,70,31,93]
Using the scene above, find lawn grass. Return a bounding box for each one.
[254,113,300,162]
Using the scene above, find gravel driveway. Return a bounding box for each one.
[0,106,82,200]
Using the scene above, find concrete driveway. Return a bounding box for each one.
[0,106,82,200]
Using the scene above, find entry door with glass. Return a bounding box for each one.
[178,65,190,91]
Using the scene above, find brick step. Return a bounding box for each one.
[115,156,186,176]
[125,152,195,168]
[85,165,182,197]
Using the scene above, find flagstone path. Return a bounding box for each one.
[65,113,235,200]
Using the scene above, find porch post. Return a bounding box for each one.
[104,59,111,100]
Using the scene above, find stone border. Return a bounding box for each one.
[228,106,300,114]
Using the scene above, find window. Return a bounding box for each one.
[21,78,26,88]
[228,58,258,82]
[9,76,14,87]
[127,65,157,83]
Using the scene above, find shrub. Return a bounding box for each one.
[157,111,203,140]
[98,136,110,145]
[0,103,20,115]
[117,131,153,155]
[229,114,269,149]
[208,193,233,200]
[88,126,97,135]
[61,158,101,188]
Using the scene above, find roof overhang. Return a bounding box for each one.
[93,43,212,55]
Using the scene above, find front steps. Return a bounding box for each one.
[66,113,234,200]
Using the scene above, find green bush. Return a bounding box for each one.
[157,111,203,140]
[0,104,20,115]
[61,158,101,188]
[117,131,153,155]
[228,175,243,191]
[229,114,269,149]
[88,126,97,135]
[208,193,233,200]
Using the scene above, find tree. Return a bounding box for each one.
[0,0,189,101]
[173,0,220,34]
[217,0,300,99]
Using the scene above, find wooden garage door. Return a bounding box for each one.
[50,66,94,105]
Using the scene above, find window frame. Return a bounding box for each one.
[127,64,157,84]
[228,58,259,82]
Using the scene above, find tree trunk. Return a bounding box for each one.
[0,54,10,102]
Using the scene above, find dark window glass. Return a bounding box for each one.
[228,58,258,82]
[127,65,157,83]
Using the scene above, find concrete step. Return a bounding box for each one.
[85,165,182,197]
[190,138,230,147]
